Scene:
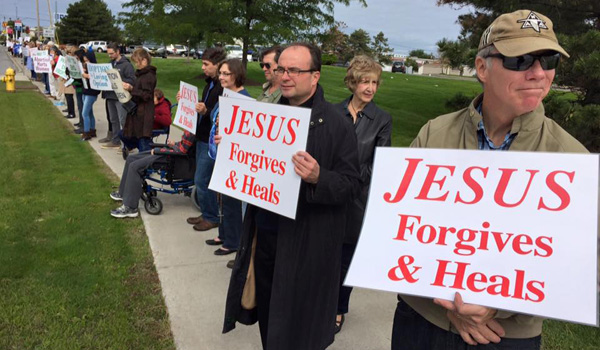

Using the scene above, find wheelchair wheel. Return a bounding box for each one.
[191,186,202,211]
[144,196,163,215]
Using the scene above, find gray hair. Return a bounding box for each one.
[476,45,496,85]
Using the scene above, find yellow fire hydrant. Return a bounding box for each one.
[1,68,16,93]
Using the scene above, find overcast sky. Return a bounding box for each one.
[1,0,473,55]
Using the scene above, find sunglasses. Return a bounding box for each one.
[259,62,271,69]
[486,52,561,71]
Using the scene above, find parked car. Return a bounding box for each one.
[150,46,168,59]
[392,61,406,73]
[166,44,189,56]
[126,45,150,54]
[79,40,108,53]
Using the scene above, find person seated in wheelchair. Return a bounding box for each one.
[109,129,195,218]
[153,88,172,132]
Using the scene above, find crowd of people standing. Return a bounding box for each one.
[16,9,591,350]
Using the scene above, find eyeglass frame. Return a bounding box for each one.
[485,52,561,72]
[273,66,315,77]
[219,71,234,76]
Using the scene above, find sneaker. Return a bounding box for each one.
[110,191,123,201]
[65,114,75,119]
[101,143,121,149]
[110,205,138,218]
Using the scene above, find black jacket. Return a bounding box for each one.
[223,85,361,350]
[102,55,136,100]
[196,77,223,142]
[82,51,100,96]
[336,96,392,244]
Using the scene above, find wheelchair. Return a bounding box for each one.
[140,140,201,215]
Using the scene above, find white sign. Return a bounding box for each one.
[346,148,599,326]
[106,69,132,104]
[222,87,254,101]
[43,27,54,37]
[53,55,68,80]
[78,61,88,89]
[209,97,311,219]
[173,81,199,134]
[33,53,52,73]
[86,63,112,91]
[65,56,82,79]
[29,47,38,57]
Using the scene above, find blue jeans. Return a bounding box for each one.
[391,297,541,350]
[217,194,242,250]
[119,130,152,152]
[82,94,98,132]
[195,141,218,223]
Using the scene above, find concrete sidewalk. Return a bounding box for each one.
[5,46,396,350]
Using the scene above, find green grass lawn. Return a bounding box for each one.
[0,87,175,350]
[97,53,481,146]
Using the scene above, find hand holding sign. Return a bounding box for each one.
[435,292,504,345]
[292,151,320,184]
[195,102,207,114]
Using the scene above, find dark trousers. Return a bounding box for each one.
[75,92,84,124]
[65,93,75,116]
[118,151,161,209]
[337,243,357,314]
[391,297,541,350]
[217,194,243,251]
[105,99,112,132]
[254,227,278,350]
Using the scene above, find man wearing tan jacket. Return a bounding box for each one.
[392,10,587,350]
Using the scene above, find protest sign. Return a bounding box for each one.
[33,52,52,73]
[208,97,311,219]
[78,61,88,89]
[53,55,68,80]
[65,56,82,79]
[29,47,38,57]
[346,148,599,325]
[86,63,112,91]
[222,87,254,101]
[106,69,132,103]
[172,81,198,134]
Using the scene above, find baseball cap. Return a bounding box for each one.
[478,9,569,58]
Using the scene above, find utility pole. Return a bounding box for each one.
[36,0,41,38]
[46,0,54,43]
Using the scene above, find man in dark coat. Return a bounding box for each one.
[223,43,361,350]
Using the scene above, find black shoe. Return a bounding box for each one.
[65,114,75,119]
[214,247,236,256]
[335,314,345,334]
[74,128,84,134]
[74,122,82,128]
[226,260,235,269]
[62,108,69,113]
[205,238,223,246]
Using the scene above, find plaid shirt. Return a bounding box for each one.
[476,104,517,151]
[154,131,195,155]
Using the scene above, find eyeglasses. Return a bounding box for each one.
[219,72,233,76]
[486,52,561,71]
[259,62,271,69]
[273,67,315,77]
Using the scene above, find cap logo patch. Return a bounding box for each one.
[482,25,493,46]
[517,11,548,33]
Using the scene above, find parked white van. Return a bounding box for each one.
[79,41,108,53]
